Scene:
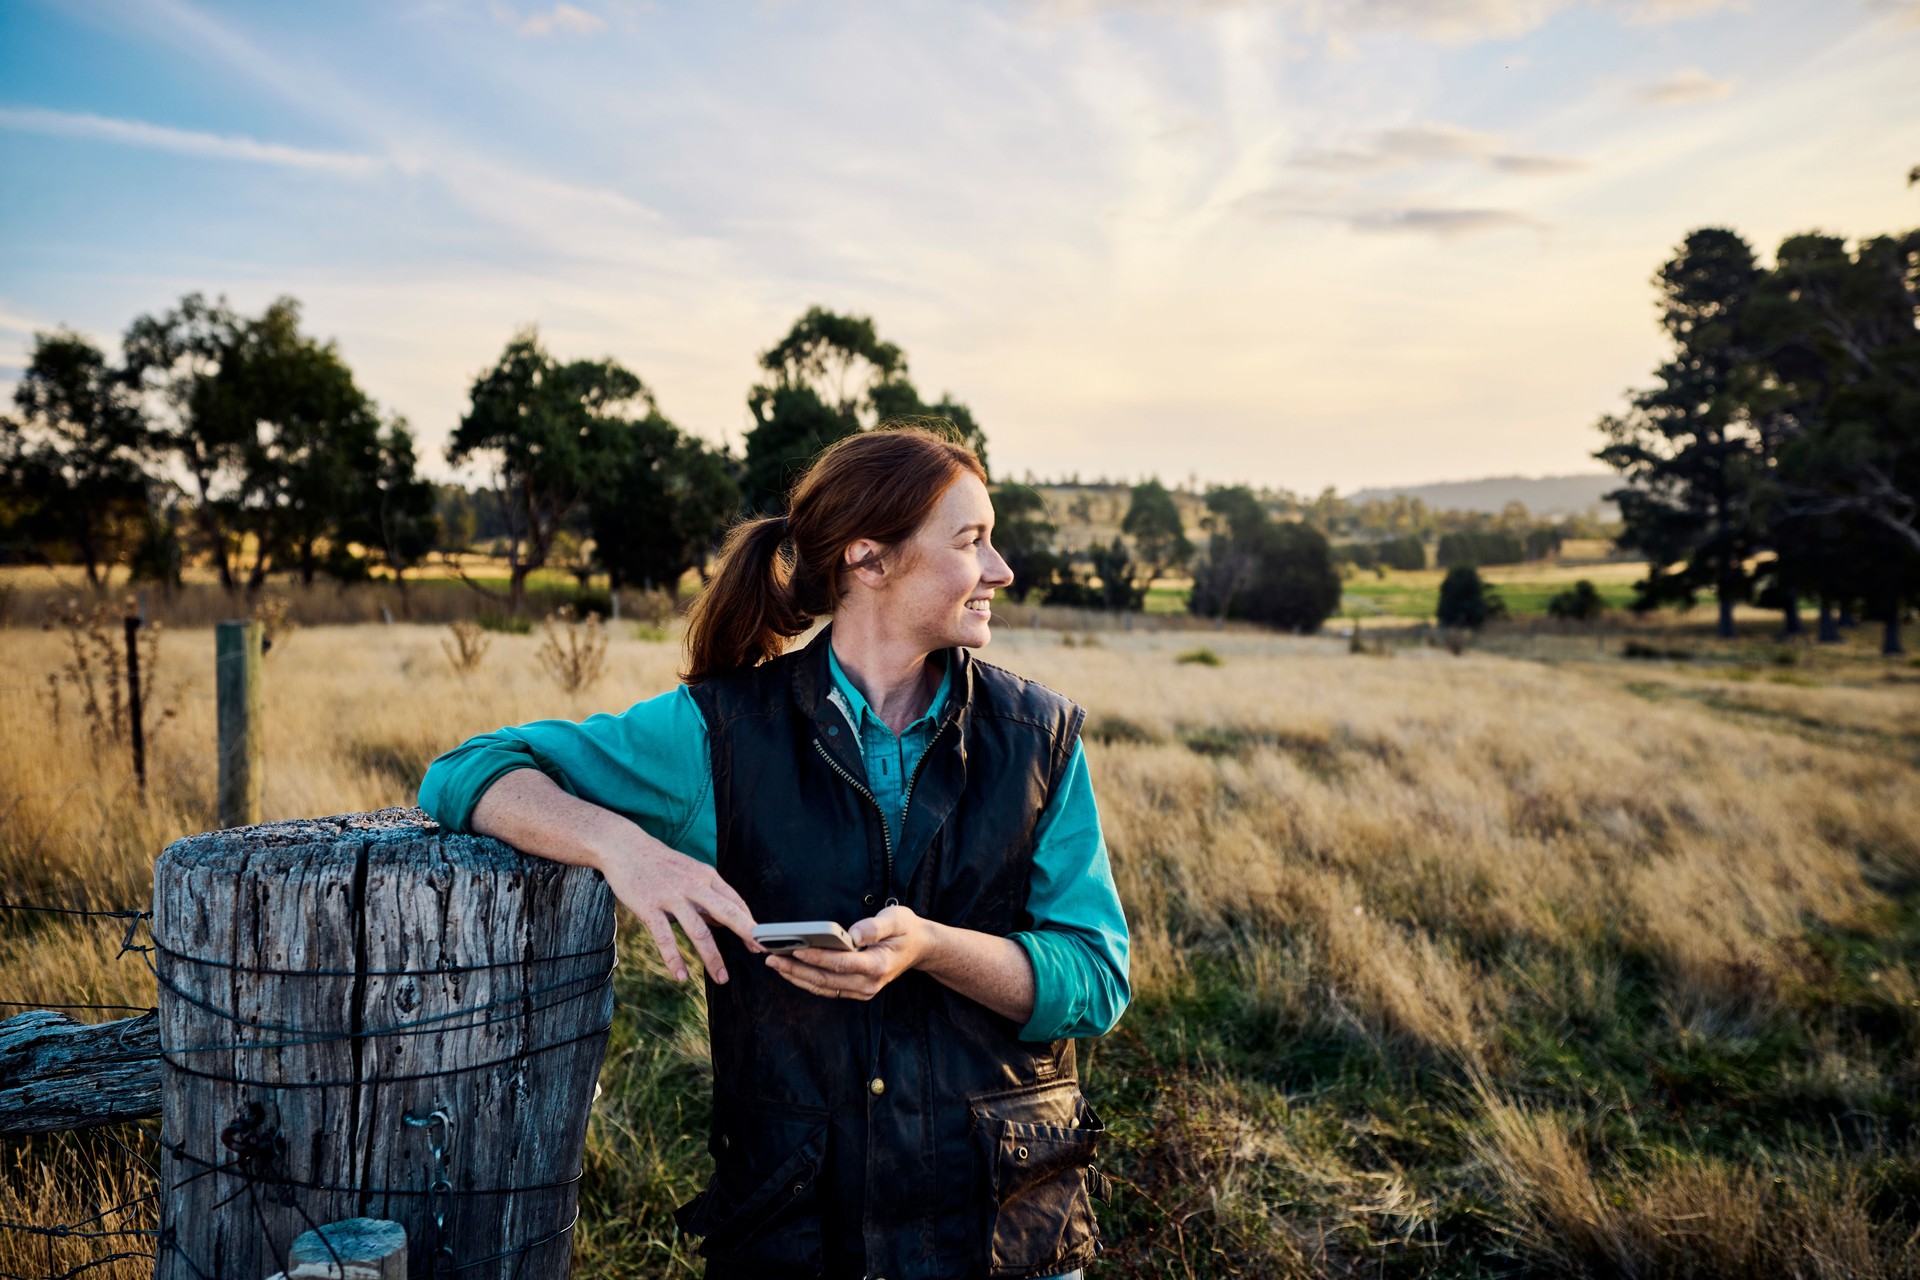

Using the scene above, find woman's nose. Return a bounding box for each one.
[982,546,1014,588]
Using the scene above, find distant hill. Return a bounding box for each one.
[1345,473,1618,518]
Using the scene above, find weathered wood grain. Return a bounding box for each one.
[154,808,614,1280]
[264,1218,408,1280]
[0,1009,159,1133]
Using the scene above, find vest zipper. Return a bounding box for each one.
[811,714,954,908]
[899,719,951,848]
[812,737,899,904]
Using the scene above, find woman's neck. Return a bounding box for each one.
[829,613,941,735]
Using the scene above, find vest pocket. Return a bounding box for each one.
[969,1081,1108,1277]
[674,1101,827,1271]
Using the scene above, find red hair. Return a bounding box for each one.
[682,425,987,682]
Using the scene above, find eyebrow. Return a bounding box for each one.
[953,521,989,539]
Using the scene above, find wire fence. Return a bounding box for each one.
[3,895,609,1280]
[2,904,160,1280]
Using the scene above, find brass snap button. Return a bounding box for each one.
[792,1181,805,1196]
[1016,1145,1029,1160]
[862,893,876,910]
[868,1076,886,1096]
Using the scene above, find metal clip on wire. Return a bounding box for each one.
[403,1108,456,1278]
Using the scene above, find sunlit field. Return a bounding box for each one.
[6,614,1920,1277]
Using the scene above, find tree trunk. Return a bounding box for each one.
[1885,610,1906,657]
[1817,597,1841,644]
[509,562,529,617]
[153,807,613,1280]
[1717,592,1735,639]
[1780,588,1801,637]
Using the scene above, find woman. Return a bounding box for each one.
[418,426,1130,1280]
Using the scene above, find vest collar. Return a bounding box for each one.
[791,624,975,894]
[791,623,974,748]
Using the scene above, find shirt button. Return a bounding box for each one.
[862,894,876,910]
[868,1077,886,1097]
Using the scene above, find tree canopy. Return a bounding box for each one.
[741,307,988,511]
[1599,224,1920,651]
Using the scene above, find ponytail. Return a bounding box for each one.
[681,514,809,679]
[681,425,987,682]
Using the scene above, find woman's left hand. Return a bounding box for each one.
[766,905,931,1001]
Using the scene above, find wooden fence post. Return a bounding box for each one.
[216,620,262,828]
[264,1218,408,1280]
[124,614,147,793]
[152,808,615,1280]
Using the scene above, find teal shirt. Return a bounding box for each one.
[417,650,1130,1042]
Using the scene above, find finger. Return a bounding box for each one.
[851,906,911,947]
[671,900,729,984]
[640,910,689,983]
[768,959,840,999]
[694,886,764,954]
[790,947,881,976]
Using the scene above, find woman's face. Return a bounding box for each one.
[874,473,1015,651]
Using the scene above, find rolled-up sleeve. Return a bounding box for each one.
[416,684,716,863]
[1008,739,1131,1042]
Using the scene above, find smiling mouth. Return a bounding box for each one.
[964,596,993,615]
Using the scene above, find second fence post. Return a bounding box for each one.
[216,619,262,828]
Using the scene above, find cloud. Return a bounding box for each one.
[1618,0,1743,23]
[1489,153,1588,175]
[1348,206,1546,237]
[510,4,606,36]
[1289,123,1583,176]
[0,106,384,174]
[1634,67,1734,105]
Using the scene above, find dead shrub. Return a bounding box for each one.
[538,605,609,694]
[442,617,491,674]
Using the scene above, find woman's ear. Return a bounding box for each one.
[843,538,889,590]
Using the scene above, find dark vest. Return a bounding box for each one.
[674,626,1110,1280]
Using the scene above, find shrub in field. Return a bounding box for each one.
[1437,566,1506,629]
[1436,528,1525,568]
[1375,533,1427,571]
[1547,578,1605,622]
[1190,512,1343,632]
[40,596,168,754]
[441,618,491,674]
[1177,647,1222,666]
[538,605,608,693]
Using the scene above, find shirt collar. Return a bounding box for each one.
[825,642,951,738]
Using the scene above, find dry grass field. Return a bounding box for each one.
[6,613,1920,1277]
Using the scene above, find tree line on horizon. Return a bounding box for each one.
[7,294,1539,635]
[1598,224,1920,654]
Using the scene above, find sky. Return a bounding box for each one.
[2,0,1917,494]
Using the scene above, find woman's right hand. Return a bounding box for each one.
[469,767,761,984]
[594,829,763,984]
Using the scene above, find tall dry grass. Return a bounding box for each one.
[4,620,1920,1276]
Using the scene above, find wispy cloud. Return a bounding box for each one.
[1349,206,1545,237]
[1619,0,1744,24]
[1289,123,1584,177]
[499,3,607,37]
[1634,67,1735,105]
[1868,0,1920,26]
[1282,0,1740,43]
[0,106,384,174]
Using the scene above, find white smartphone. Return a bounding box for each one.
[752,920,858,955]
